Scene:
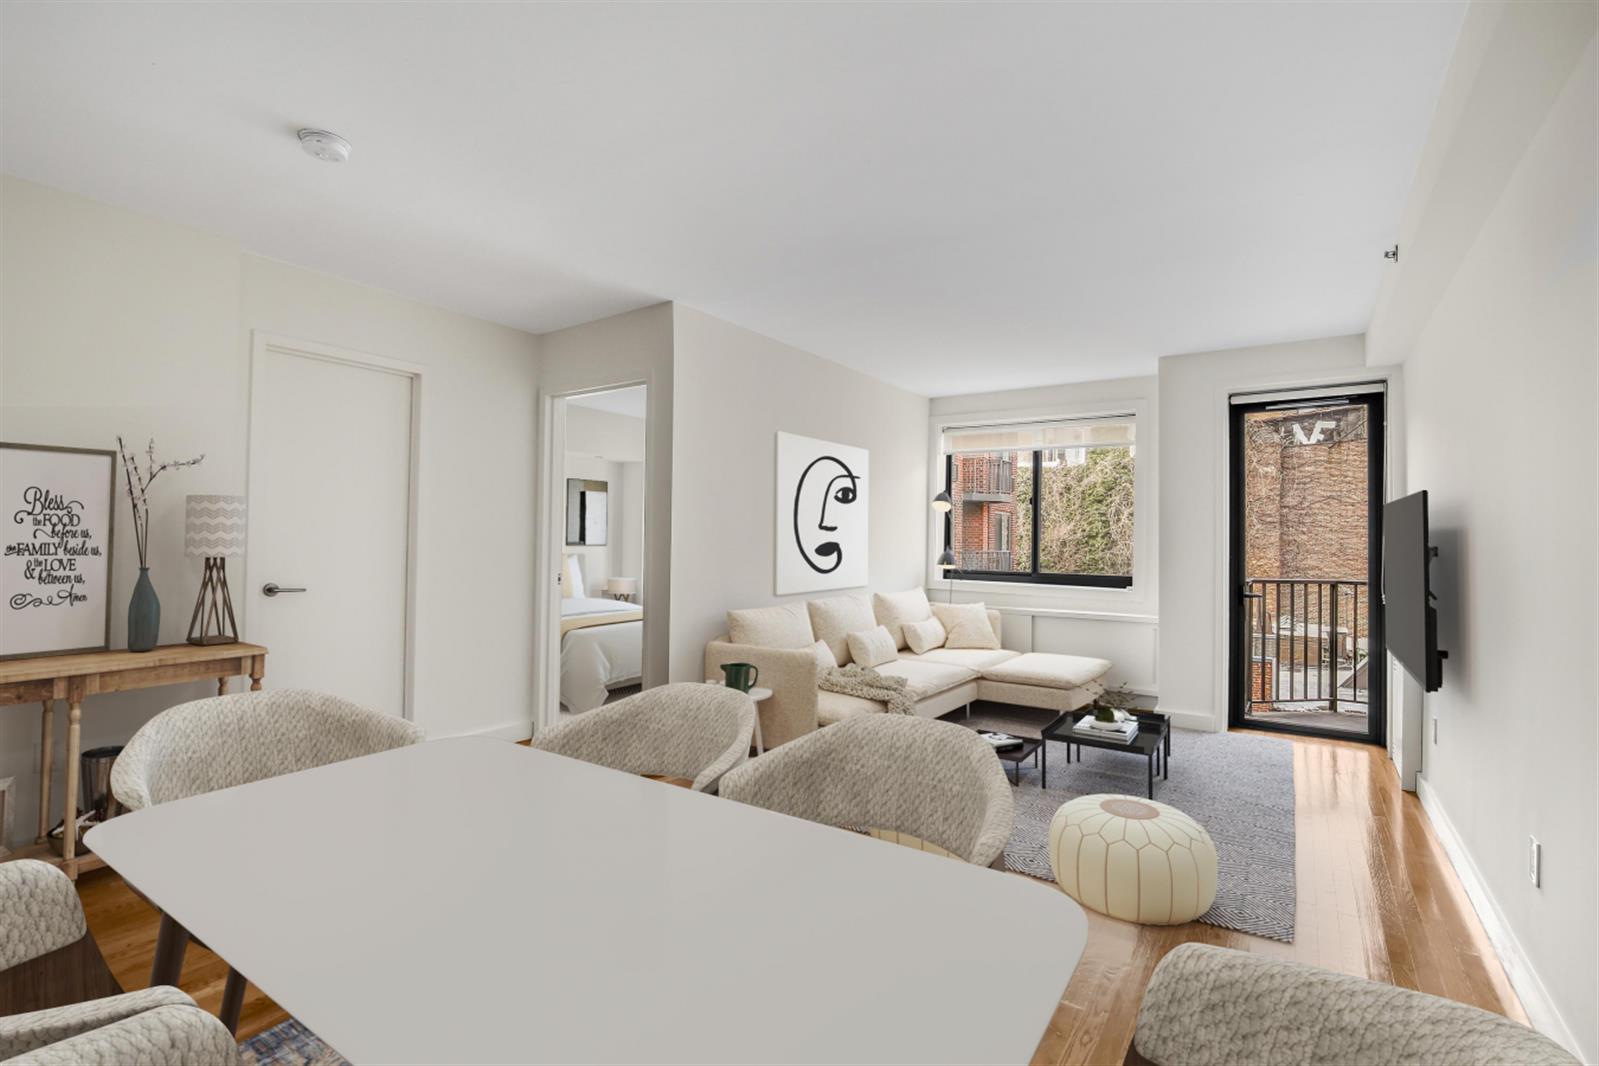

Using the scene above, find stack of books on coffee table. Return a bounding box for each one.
[977,730,1026,753]
[1072,715,1139,744]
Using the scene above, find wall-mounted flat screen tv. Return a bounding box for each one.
[1383,490,1444,691]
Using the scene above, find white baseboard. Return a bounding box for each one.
[455,718,533,743]
[1416,775,1585,1060]
[1151,705,1222,732]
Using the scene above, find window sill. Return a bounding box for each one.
[994,604,1158,625]
[930,576,1136,595]
[924,578,1157,625]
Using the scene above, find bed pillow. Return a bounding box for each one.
[873,588,934,650]
[810,639,837,679]
[727,602,815,649]
[903,616,948,655]
[931,602,1001,650]
[562,555,584,599]
[846,626,899,669]
[807,595,877,666]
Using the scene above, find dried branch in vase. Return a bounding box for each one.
[116,436,204,568]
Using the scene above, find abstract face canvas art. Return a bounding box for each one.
[775,432,868,595]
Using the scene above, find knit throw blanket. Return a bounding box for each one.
[818,663,916,715]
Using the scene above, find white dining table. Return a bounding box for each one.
[86,736,1087,1065]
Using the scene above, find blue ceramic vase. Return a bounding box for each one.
[128,567,160,652]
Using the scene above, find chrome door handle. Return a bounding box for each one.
[262,583,306,597]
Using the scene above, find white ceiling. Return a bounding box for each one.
[1,2,1464,396]
[568,385,647,421]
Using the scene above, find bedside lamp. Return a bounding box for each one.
[184,495,246,645]
[606,576,638,603]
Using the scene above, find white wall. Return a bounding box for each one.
[538,304,673,693]
[566,404,646,463]
[928,376,1159,696]
[1,178,244,846]
[667,306,930,682]
[1155,334,1370,731]
[240,256,540,743]
[617,461,645,595]
[931,339,1381,721]
[1368,3,1596,1054]
[563,403,646,597]
[563,455,623,596]
[0,178,541,844]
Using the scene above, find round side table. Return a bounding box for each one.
[705,680,772,754]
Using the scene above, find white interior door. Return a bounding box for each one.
[248,337,415,716]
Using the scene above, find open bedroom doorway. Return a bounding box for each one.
[548,384,648,725]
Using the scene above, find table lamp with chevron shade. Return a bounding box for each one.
[184,494,246,645]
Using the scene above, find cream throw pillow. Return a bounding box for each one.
[727,602,815,649]
[846,625,899,669]
[903,616,947,655]
[873,588,934,650]
[931,602,1000,650]
[807,595,877,666]
[562,555,583,599]
[810,639,836,678]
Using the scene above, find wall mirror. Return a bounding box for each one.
[565,478,608,545]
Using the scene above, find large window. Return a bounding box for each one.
[942,417,1135,588]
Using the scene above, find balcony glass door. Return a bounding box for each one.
[1228,391,1385,742]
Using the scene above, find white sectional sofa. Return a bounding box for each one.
[704,589,1112,749]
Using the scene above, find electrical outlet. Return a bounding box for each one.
[1432,718,1439,744]
[1529,837,1542,887]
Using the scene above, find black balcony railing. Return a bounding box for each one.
[960,550,1014,572]
[960,456,1013,498]
[1243,578,1368,713]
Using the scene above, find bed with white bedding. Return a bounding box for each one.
[560,596,643,713]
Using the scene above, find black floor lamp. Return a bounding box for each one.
[932,489,957,602]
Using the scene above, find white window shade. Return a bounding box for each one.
[943,416,1135,455]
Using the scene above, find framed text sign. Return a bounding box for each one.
[1,442,116,659]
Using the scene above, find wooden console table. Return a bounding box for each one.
[0,643,267,878]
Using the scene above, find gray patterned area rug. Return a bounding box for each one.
[946,707,1298,942]
[239,1019,347,1066]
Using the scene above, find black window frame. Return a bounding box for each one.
[941,451,1134,589]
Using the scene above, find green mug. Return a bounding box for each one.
[721,662,760,693]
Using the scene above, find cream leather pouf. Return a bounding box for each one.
[1048,794,1217,924]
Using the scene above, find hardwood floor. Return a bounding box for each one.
[70,730,1522,1061]
[1030,731,1525,1065]
[75,870,289,1041]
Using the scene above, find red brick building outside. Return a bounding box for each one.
[950,452,1025,573]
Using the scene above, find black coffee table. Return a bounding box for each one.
[1042,711,1171,798]
[975,728,1054,786]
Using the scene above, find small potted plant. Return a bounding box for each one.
[1093,683,1139,723]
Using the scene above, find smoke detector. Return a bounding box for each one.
[297,128,351,164]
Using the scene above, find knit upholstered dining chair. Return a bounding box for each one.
[0,860,240,1066]
[1124,943,1578,1065]
[718,714,1015,867]
[111,690,425,811]
[532,683,756,793]
[110,689,425,1033]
